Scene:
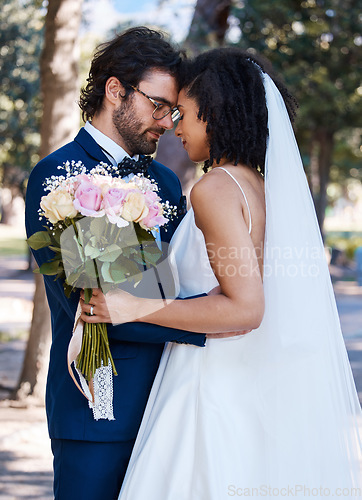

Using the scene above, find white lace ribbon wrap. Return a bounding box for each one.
[67,303,115,421]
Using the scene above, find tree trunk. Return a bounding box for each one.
[12,273,51,403]
[39,0,83,159]
[157,0,232,189]
[12,0,83,404]
[315,129,334,239]
[184,0,232,55]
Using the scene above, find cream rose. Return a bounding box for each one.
[40,188,78,224]
[122,191,149,223]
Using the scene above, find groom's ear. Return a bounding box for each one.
[105,77,125,104]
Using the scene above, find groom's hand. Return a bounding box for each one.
[206,285,252,338]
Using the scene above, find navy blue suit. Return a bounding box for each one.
[25,128,205,499]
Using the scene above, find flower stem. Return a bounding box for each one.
[76,322,117,382]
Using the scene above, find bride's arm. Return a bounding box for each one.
[81,174,265,334]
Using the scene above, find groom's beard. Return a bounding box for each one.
[113,99,164,156]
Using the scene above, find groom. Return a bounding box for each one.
[25,27,206,500]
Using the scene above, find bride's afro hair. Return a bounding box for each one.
[180,48,297,174]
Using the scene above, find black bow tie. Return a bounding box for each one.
[117,155,152,178]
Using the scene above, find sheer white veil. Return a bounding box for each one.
[257,71,362,490]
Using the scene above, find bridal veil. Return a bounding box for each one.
[258,71,362,491]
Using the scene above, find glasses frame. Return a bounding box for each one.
[127,84,180,123]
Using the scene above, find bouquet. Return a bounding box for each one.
[27,160,176,419]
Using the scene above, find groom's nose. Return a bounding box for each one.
[157,113,174,130]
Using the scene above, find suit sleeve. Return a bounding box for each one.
[108,321,206,346]
[25,159,79,321]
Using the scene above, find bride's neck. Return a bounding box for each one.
[210,158,230,169]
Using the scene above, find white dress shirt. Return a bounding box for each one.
[84,121,139,165]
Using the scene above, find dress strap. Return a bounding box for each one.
[216,167,252,234]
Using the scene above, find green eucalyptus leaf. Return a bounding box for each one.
[84,259,99,279]
[63,283,75,298]
[90,217,107,240]
[50,228,62,247]
[27,231,52,250]
[110,269,127,283]
[97,244,123,262]
[49,245,61,253]
[101,261,112,282]
[143,250,162,267]
[135,225,155,242]
[85,242,101,260]
[66,267,83,287]
[38,259,62,275]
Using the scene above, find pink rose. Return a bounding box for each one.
[103,187,129,227]
[70,174,89,194]
[103,187,128,211]
[140,199,168,229]
[73,180,104,217]
[144,191,159,204]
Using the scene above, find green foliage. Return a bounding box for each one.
[0,235,28,256]
[27,215,163,293]
[325,233,362,260]
[27,229,51,249]
[233,0,361,128]
[231,0,361,183]
[0,0,44,175]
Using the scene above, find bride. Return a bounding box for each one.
[81,49,362,498]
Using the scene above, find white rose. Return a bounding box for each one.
[40,188,78,224]
[122,191,149,223]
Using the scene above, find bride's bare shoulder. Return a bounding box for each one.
[190,168,235,208]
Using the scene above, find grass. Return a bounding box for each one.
[325,233,362,261]
[0,330,29,342]
[0,236,28,257]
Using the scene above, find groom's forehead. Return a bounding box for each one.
[139,69,178,103]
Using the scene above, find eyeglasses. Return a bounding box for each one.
[127,84,180,123]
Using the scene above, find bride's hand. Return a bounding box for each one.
[80,288,140,324]
[80,288,112,323]
[80,288,165,325]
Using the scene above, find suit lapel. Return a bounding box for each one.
[74,128,110,164]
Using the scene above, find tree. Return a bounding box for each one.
[12,0,83,404]
[157,0,233,191]
[0,0,43,222]
[232,0,361,234]
[184,0,232,54]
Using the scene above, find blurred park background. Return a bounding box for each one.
[0,0,361,498]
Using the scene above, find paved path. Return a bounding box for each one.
[0,244,361,499]
[334,281,362,403]
[0,229,53,499]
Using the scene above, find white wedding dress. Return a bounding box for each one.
[119,73,362,499]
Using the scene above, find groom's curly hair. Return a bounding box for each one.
[79,27,184,122]
[180,48,297,174]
